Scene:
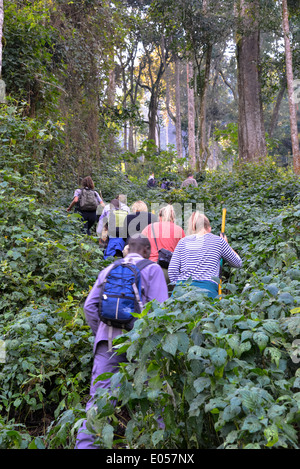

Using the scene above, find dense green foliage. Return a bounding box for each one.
[1,125,299,448]
[78,161,300,449]
[0,0,300,450]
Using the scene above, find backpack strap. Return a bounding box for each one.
[136,259,154,302]
[151,223,160,254]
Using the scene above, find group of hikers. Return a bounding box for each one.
[67,175,242,449]
[147,172,198,190]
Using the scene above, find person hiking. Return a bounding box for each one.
[147,172,156,189]
[180,173,198,189]
[122,201,158,257]
[98,198,129,259]
[96,196,130,239]
[67,176,104,235]
[123,201,158,242]
[168,212,242,298]
[75,234,168,450]
[116,193,130,213]
[142,204,185,290]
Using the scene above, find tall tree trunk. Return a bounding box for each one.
[0,0,5,103]
[269,77,286,138]
[148,92,158,143]
[124,123,128,151]
[197,44,212,171]
[187,61,196,169]
[281,0,300,174]
[236,0,267,163]
[162,36,176,125]
[128,125,134,153]
[175,57,182,158]
[0,0,3,78]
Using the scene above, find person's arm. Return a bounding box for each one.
[96,208,109,236]
[83,268,111,335]
[219,235,242,268]
[67,196,79,212]
[95,192,105,207]
[168,242,182,284]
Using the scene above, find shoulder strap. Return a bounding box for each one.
[151,223,159,253]
[136,259,154,271]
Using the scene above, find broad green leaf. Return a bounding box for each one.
[264,425,279,447]
[253,332,269,351]
[162,333,178,356]
[194,377,211,393]
[209,348,227,368]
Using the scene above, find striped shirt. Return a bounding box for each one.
[168,233,242,284]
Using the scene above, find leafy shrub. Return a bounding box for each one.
[1,152,300,449]
[77,161,300,449]
[83,283,300,449]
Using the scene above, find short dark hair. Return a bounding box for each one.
[128,234,150,252]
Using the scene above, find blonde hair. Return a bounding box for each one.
[188,212,211,235]
[117,194,127,204]
[131,200,148,212]
[159,204,175,223]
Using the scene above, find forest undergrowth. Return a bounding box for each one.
[0,152,300,449]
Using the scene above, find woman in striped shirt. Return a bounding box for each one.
[168,212,242,298]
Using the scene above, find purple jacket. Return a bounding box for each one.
[84,253,169,352]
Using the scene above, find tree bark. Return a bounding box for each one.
[175,57,182,158]
[198,44,212,171]
[187,61,196,169]
[268,78,286,138]
[236,0,267,163]
[281,0,300,174]
[0,0,3,77]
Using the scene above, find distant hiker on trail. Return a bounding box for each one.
[116,193,130,213]
[96,196,130,251]
[122,200,158,257]
[123,201,158,243]
[98,199,129,259]
[180,173,198,189]
[161,177,170,190]
[168,212,242,299]
[67,176,104,235]
[142,204,185,290]
[147,172,156,189]
[75,234,168,450]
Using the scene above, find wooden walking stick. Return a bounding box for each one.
[218,208,227,297]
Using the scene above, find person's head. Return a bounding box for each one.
[117,194,127,204]
[110,198,120,210]
[131,200,148,213]
[159,204,175,223]
[81,176,94,189]
[187,173,193,178]
[188,211,211,235]
[128,234,151,259]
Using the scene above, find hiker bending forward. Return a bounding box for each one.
[168,212,242,298]
[76,235,168,449]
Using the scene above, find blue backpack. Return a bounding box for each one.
[98,258,153,330]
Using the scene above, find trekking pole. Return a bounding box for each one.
[218,208,227,297]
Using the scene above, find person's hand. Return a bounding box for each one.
[220,233,228,243]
